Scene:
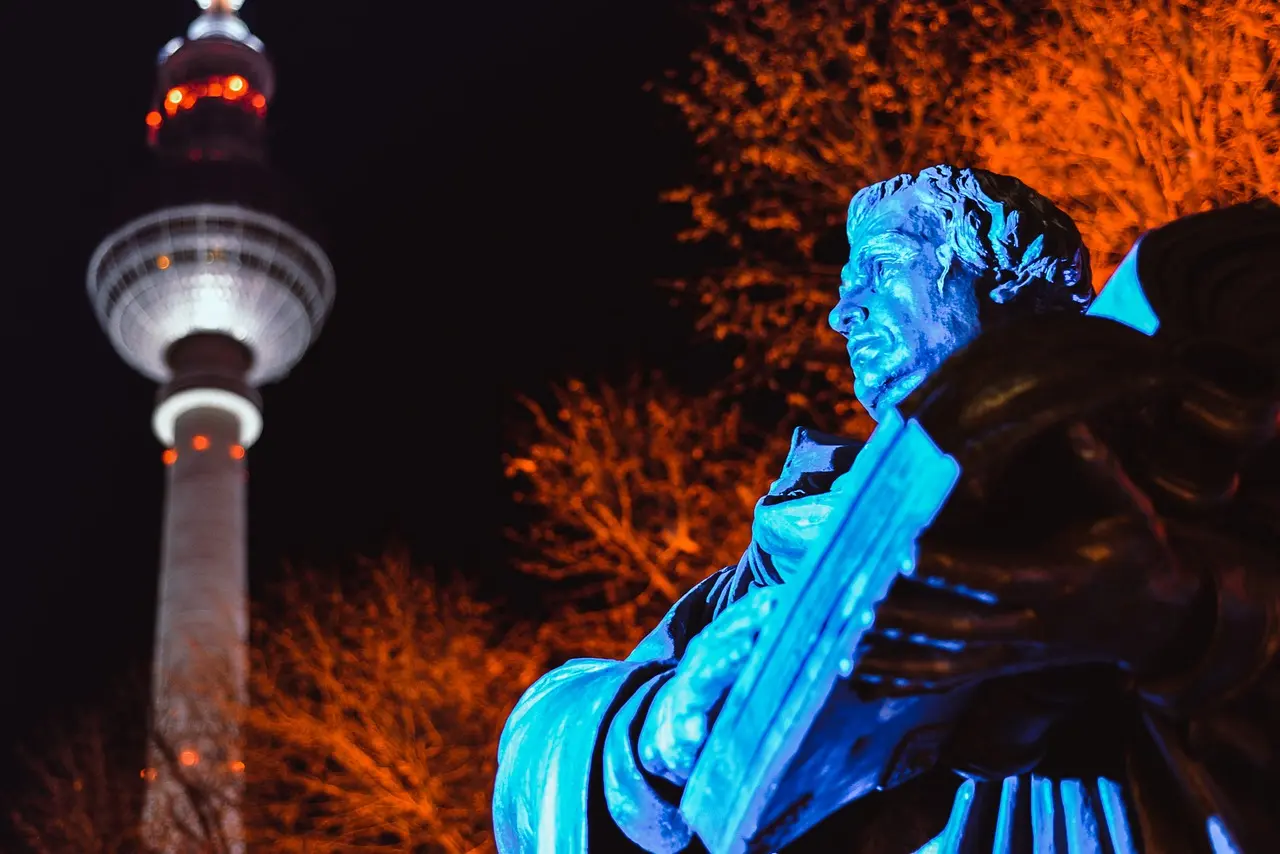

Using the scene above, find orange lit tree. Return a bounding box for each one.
[246,552,543,853]
[972,0,1280,281]
[9,698,236,854]
[9,710,145,854]
[505,377,785,660]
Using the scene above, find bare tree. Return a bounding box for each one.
[505,376,787,659]
[10,693,236,854]
[9,709,145,854]
[971,0,1280,280]
[246,552,543,853]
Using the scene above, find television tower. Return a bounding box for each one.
[86,0,335,848]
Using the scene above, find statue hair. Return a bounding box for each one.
[847,165,1094,320]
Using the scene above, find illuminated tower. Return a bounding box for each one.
[85,1,334,848]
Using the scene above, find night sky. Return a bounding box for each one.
[0,0,711,793]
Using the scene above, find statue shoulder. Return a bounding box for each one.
[766,426,864,501]
[738,427,865,589]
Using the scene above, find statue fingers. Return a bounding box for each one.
[638,679,704,786]
[912,547,1060,606]
[644,620,762,785]
[853,634,1041,692]
[679,630,757,705]
[669,587,780,715]
[873,581,1038,644]
[697,585,781,644]
[643,590,789,784]
[916,514,1168,609]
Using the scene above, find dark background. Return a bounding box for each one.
[0,0,712,799]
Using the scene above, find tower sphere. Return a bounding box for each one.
[87,203,335,388]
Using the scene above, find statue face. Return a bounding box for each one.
[828,186,983,419]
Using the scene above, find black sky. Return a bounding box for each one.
[0,0,709,794]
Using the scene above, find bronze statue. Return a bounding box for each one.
[492,166,1280,853]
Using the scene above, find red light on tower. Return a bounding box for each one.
[230,444,246,460]
[209,81,224,98]
[179,749,200,767]
[251,93,266,110]
[163,449,178,466]
[146,111,163,129]
[192,435,210,451]
[226,76,246,97]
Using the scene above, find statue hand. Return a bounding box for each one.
[853,423,1202,695]
[637,586,781,787]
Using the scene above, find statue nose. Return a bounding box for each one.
[829,299,868,336]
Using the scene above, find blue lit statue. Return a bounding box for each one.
[493,166,1280,853]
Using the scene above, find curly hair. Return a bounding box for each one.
[846,165,1094,320]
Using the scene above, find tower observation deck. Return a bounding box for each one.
[85,1,335,848]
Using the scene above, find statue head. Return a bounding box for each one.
[828,165,1094,419]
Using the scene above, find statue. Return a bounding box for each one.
[492,166,1280,853]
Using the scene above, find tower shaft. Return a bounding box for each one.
[146,331,255,851]
[146,404,248,851]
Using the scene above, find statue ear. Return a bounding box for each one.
[934,242,955,295]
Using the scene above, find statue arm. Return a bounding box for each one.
[494,657,668,853]
[494,426,861,852]
[600,668,692,852]
[600,541,785,852]
[493,562,751,854]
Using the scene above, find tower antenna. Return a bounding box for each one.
[197,0,246,12]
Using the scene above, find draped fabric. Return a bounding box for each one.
[493,657,669,853]
[904,671,1280,854]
